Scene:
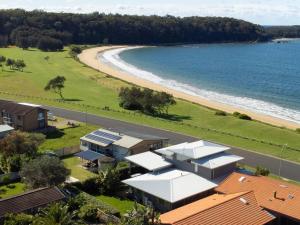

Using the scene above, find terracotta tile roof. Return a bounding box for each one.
[160,191,274,225]
[0,186,66,217]
[215,172,300,222]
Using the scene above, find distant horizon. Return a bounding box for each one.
[0,0,300,26]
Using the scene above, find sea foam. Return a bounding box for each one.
[100,47,300,125]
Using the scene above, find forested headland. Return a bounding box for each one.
[0,9,270,50]
[265,26,300,39]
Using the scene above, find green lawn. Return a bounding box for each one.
[63,156,96,181]
[1,47,300,163]
[95,195,135,214]
[39,124,98,152]
[0,182,26,199]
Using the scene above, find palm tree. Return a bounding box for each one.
[33,203,82,225]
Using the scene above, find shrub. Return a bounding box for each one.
[215,110,227,116]
[296,128,300,134]
[81,177,99,195]
[233,112,241,117]
[78,204,99,222]
[1,174,10,184]
[238,114,252,120]
[255,166,270,176]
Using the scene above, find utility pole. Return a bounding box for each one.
[278,144,288,177]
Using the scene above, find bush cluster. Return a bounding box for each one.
[233,112,252,120]
[119,87,176,115]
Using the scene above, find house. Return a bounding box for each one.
[123,151,217,212]
[79,129,168,160]
[0,124,14,139]
[215,172,300,225]
[0,186,66,218]
[0,100,48,131]
[160,191,275,225]
[155,140,243,180]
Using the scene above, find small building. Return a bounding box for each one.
[216,172,300,225]
[0,124,14,139]
[0,186,66,218]
[80,129,168,161]
[160,191,275,225]
[123,151,217,212]
[0,100,48,131]
[155,140,243,180]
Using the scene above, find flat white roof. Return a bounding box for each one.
[157,141,230,159]
[0,125,14,133]
[18,102,41,107]
[125,152,173,171]
[122,169,217,203]
[192,152,244,169]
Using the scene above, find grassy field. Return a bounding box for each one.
[1,47,300,163]
[63,156,96,181]
[95,195,135,214]
[0,182,26,199]
[39,124,98,152]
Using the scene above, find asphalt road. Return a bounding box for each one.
[46,106,300,182]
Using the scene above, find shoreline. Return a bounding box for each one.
[78,45,300,130]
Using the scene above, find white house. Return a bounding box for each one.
[155,140,243,180]
[123,151,217,212]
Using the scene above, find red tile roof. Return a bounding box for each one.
[0,186,65,217]
[216,172,300,222]
[160,191,274,225]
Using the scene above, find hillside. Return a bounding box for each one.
[0,9,269,48]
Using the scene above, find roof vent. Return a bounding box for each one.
[239,176,246,182]
[239,198,249,205]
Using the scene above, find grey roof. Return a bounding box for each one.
[75,150,106,161]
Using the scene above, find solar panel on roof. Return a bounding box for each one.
[85,134,113,145]
[93,130,121,141]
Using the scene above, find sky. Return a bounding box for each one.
[0,0,300,25]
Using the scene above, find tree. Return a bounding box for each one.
[96,168,121,195]
[4,213,34,225]
[121,203,161,225]
[44,76,66,99]
[0,55,6,71]
[0,131,44,158]
[255,166,270,176]
[37,36,63,51]
[20,155,70,188]
[33,203,80,225]
[6,58,15,70]
[15,59,26,71]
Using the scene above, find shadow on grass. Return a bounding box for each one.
[45,129,65,139]
[63,98,83,102]
[150,113,192,122]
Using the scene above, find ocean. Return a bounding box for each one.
[100,40,300,124]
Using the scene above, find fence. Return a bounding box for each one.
[1,90,300,153]
[54,145,81,157]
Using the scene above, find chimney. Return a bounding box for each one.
[273,191,277,199]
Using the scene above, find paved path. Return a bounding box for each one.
[46,106,300,182]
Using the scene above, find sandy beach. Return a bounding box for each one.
[78,46,300,129]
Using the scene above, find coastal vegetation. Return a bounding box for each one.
[119,87,176,115]
[0,9,269,49]
[44,75,67,100]
[0,47,300,163]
